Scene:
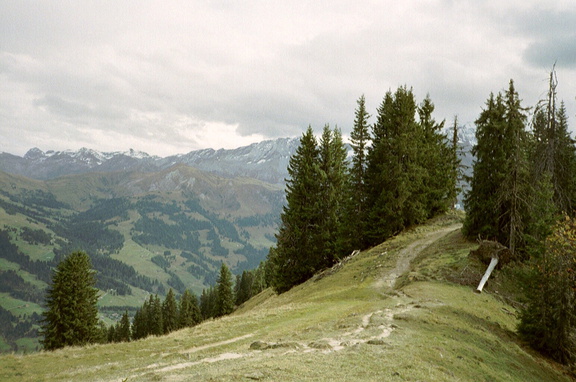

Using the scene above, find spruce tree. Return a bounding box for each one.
[40,251,99,350]
[464,93,508,240]
[117,311,131,342]
[200,286,217,320]
[215,263,234,317]
[235,270,254,306]
[162,288,178,334]
[465,80,531,256]
[131,306,147,340]
[317,125,349,263]
[532,69,576,215]
[448,116,462,209]
[148,294,163,336]
[365,87,425,245]
[498,80,530,255]
[179,289,201,328]
[417,95,455,217]
[518,215,576,365]
[270,126,322,293]
[341,95,371,252]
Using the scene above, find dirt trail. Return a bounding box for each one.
[374,224,462,290]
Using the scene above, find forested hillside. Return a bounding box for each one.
[0,165,283,352]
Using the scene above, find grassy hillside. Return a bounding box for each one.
[1,212,571,381]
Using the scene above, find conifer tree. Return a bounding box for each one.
[107,324,117,343]
[464,93,508,240]
[365,87,424,244]
[178,289,201,328]
[162,288,178,334]
[251,260,269,295]
[40,251,99,350]
[269,126,322,293]
[532,69,576,215]
[317,125,349,262]
[518,215,576,365]
[465,81,531,256]
[148,294,163,336]
[200,286,217,320]
[131,306,147,340]
[117,311,131,342]
[235,270,254,306]
[418,95,455,217]
[215,263,234,317]
[498,80,530,255]
[341,95,371,252]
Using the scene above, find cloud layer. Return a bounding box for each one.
[1,0,575,156]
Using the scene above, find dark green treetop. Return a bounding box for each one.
[40,251,99,350]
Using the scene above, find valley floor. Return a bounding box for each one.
[0,214,572,381]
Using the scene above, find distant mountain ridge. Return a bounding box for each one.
[0,137,302,185]
[0,127,475,185]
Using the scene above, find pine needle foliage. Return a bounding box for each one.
[518,215,576,365]
[40,251,99,350]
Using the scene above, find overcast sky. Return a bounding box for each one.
[1,1,575,157]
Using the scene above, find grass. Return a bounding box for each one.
[0,212,572,381]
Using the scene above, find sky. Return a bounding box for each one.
[1,1,576,157]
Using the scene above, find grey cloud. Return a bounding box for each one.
[33,95,126,121]
[524,34,576,69]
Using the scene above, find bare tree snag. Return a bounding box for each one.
[476,257,499,293]
[469,240,512,293]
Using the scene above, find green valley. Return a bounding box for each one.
[0,165,284,352]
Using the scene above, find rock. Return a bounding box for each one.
[249,341,270,350]
[245,371,266,380]
[308,341,332,350]
[367,339,389,346]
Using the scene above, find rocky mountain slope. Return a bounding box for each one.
[0,137,301,185]
[0,126,475,186]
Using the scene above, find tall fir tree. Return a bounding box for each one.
[178,289,201,328]
[464,93,508,240]
[497,80,530,255]
[365,87,427,245]
[518,215,576,365]
[148,294,163,336]
[449,116,462,208]
[465,80,531,256]
[40,251,99,350]
[317,125,349,263]
[269,126,322,293]
[417,95,455,217]
[532,69,576,215]
[117,311,131,342]
[162,288,178,334]
[131,306,147,340]
[341,95,371,252]
[235,270,254,306]
[215,263,235,317]
[200,286,217,320]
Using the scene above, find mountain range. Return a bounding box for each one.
[0,137,301,185]
[0,124,475,185]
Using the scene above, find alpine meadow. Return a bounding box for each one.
[1,74,576,382]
